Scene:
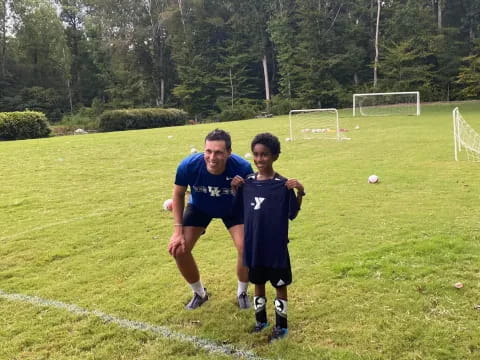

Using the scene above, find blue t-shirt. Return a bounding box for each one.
[234,173,300,269]
[175,153,253,218]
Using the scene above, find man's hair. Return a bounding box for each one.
[205,128,231,151]
[251,132,281,156]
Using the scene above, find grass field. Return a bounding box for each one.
[1,101,480,360]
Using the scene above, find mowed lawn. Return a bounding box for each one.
[1,101,480,359]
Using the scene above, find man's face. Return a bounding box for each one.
[204,140,231,175]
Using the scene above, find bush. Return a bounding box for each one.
[215,98,261,122]
[269,96,303,115]
[218,105,257,121]
[99,108,188,132]
[0,111,51,140]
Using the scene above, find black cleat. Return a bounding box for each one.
[268,326,288,342]
[185,289,208,310]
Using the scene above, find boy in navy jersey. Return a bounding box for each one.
[232,133,305,341]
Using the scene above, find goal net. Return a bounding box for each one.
[353,91,420,116]
[453,107,480,162]
[289,108,344,141]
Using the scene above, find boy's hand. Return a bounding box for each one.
[285,178,304,194]
[231,175,245,193]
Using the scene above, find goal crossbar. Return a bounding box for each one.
[353,91,420,116]
[289,108,342,141]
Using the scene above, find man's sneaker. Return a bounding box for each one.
[268,326,288,342]
[251,321,269,333]
[185,289,208,310]
[237,292,251,309]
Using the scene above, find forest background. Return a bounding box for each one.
[0,0,479,124]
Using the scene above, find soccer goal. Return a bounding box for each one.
[353,91,420,116]
[289,108,344,141]
[453,107,480,162]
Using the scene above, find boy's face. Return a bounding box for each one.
[204,140,231,175]
[252,143,278,173]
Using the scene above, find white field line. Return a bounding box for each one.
[0,289,270,360]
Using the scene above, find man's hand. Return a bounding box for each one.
[168,232,186,257]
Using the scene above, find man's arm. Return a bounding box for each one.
[168,184,187,257]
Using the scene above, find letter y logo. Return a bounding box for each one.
[252,197,265,210]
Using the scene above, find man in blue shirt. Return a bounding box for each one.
[168,129,253,310]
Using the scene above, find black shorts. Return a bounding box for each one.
[249,265,292,288]
[182,204,243,229]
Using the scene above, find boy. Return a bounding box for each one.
[232,132,305,341]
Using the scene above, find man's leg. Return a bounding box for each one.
[229,224,250,308]
[174,226,208,309]
[229,224,249,282]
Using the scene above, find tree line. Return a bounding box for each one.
[0,0,479,122]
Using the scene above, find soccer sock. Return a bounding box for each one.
[189,281,206,298]
[237,281,249,297]
[253,296,267,324]
[274,298,288,329]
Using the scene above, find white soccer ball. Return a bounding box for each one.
[190,148,198,154]
[368,174,379,184]
[285,137,291,142]
[167,135,173,139]
[244,152,252,159]
[162,199,173,211]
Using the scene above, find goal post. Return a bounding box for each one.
[289,108,343,141]
[453,107,480,162]
[353,91,420,117]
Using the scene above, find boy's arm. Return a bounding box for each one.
[285,178,305,207]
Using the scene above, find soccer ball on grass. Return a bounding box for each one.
[368,175,379,184]
[163,199,173,211]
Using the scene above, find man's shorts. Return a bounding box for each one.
[249,265,292,288]
[182,203,243,229]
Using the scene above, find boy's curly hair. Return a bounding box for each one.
[251,133,281,156]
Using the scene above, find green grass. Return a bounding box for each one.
[1,102,480,359]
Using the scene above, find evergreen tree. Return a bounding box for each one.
[456,39,480,99]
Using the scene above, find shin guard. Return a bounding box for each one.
[253,296,267,324]
[274,298,288,329]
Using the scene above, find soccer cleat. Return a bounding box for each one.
[268,326,288,342]
[185,289,208,310]
[251,321,269,333]
[237,292,251,309]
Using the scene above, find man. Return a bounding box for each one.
[168,129,253,310]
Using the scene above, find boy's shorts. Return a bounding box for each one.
[182,203,243,229]
[249,266,292,288]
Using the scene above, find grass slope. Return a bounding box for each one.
[1,102,480,359]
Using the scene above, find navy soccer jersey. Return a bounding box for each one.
[236,173,300,269]
[175,153,253,218]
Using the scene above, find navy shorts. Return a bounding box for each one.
[249,265,292,288]
[182,203,243,229]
